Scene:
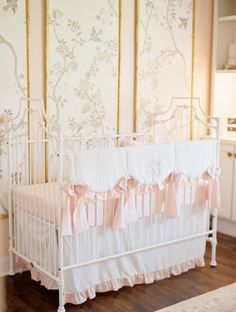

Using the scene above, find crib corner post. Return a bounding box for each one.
[209,117,220,268]
[7,129,15,276]
[8,248,14,276]
[57,128,65,312]
[210,208,217,267]
[57,277,66,312]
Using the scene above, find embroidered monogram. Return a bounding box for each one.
[145,160,161,182]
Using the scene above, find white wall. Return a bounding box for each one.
[213,73,236,135]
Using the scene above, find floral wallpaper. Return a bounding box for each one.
[47,0,120,137]
[0,0,194,213]
[0,0,27,215]
[136,0,193,132]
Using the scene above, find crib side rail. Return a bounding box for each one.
[61,176,214,271]
[7,107,60,280]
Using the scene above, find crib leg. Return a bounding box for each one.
[8,248,15,276]
[57,278,65,312]
[210,237,217,267]
[210,209,217,267]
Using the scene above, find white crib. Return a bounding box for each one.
[7,98,220,312]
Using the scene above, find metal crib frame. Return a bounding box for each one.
[6,98,220,312]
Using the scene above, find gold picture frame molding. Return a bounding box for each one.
[0,213,8,220]
[190,0,196,140]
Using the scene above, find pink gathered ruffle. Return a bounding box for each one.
[62,167,220,236]
[16,257,205,305]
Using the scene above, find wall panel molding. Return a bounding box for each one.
[44,0,122,137]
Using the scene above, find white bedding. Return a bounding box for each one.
[12,139,217,232]
[175,139,217,176]
[70,147,127,192]
[16,199,209,304]
[13,182,60,222]
[126,143,175,185]
[13,139,217,304]
[68,139,217,189]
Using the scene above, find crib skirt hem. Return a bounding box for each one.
[16,257,205,305]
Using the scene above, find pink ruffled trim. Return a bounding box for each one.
[16,257,205,305]
[62,168,220,236]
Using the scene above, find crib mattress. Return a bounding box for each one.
[13,182,61,223]
[13,180,208,228]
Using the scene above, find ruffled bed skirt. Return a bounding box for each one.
[17,257,205,305]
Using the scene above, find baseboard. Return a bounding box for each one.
[218,218,236,238]
[0,256,9,277]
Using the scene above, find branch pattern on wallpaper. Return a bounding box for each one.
[0,0,194,214]
[0,34,26,97]
[0,0,27,214]
[47,0,120,137]
[137,0,193,132]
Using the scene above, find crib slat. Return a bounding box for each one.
[112,196,114,256]
[96,200,99,260]
[103,194,107,258]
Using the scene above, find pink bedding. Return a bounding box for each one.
[62,168,220,236]
[13,168,220,236]
[13,182,60,223]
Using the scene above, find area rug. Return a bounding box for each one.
[157,283,236,312]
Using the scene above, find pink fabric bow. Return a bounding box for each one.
[62,183,89,236]
[164,173,178,218]
[113,176,139,228]
[204,167,221,209]
[61,167,221,236]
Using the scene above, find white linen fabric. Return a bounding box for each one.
[16,201,208,304]
[70,147,127,192]
[13,140,219,235]
[125,144,175,185]
[175,139,217,177]
[69,143,176,191]
[13,139,219,304]
[68,140,217,191]
[13,182,62,222]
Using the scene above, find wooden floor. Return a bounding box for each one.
[1,233,236,312]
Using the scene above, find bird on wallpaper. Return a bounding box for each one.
[89,27,102,42]
[2,0,18,15]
